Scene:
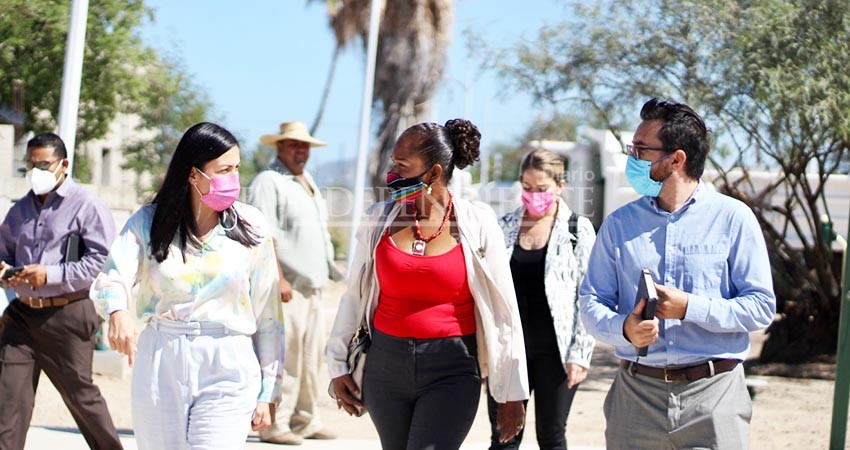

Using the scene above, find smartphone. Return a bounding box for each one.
[1,266,24,280]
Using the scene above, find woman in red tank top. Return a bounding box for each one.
[372,226,476,339]
[328,119,528,450]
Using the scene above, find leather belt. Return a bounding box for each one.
[18,290,89,309]
[621,359,740,382]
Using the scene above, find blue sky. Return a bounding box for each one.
[140,0,571,170]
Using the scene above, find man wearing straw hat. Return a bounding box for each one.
[249,121,343,445]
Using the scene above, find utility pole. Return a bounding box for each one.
[347,0,383,272]
[57,0,90,176]
[830,213,850,449]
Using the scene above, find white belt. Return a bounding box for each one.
[148,317,236,336]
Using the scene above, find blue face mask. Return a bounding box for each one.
[625,154,672,197]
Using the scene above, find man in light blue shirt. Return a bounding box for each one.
[579,99,775,449]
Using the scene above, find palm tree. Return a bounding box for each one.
[310,0,454,187]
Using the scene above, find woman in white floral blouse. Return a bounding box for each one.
[487,148,596,450]
[90,122,284,449]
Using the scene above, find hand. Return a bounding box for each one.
[251,402,274,431]
[566,363,588,389]
[655,284,689,319]
[279,277,293,303]
[0,262,9,288]
[4,270,26,288]
[5,264,47,289]
[18,264,47,288]
[497,400,525,443]
[108,310,138,367]
[623,298,659,348]
[331,374,365,417]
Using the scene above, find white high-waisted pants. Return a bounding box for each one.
[132,318,261,450]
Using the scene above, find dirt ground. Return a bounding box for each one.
[30,279,841,449]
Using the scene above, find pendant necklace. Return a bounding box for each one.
[412,193,453,256]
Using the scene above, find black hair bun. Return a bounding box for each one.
[444,119,481,170]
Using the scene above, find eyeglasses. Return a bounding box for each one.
[623,144,671,159]
[24,159,60,171]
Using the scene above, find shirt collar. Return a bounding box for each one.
[270,158,316,189]
[689,180,708,203]
[648,180,704,214]
[54,175,76,197]
[269,158,294,176]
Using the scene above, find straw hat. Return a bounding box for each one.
[260,121,327,147]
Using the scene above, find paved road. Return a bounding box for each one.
[24,426,606,450]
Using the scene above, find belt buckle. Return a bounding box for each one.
[32,297,45,309]
[663,368,674,383]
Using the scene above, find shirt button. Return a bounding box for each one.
[668,340,674,346]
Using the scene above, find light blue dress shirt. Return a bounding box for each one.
[579,183,776,367]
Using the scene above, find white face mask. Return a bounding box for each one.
[26,160,64,195]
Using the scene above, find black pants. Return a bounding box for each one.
[0,299,122,450]
[487,352,578,450]
[363,329,481,450]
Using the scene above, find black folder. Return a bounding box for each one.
[65,234,85,263]
[635,269,658,357]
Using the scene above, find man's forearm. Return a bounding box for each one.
[580,298,632,348]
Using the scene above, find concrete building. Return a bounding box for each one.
[0,113,148,220]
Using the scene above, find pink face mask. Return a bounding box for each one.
[521,191,556,217]
[194,169,241,212]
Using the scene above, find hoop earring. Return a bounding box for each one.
[220,207,238,231]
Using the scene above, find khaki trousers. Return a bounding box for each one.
[262,288,325,437]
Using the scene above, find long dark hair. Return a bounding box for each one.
[149,122,260,263]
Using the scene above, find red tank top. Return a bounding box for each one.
[373,232,476,338]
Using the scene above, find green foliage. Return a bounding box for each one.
[327,224,349,261]
[481,111,581,183]
[239,145,276,188]
[487,0,850,361]
[483,142,521,183]
[0,1,215,197]
[72,152,92,184]
[520,111,579,144]
[487,0,850,167]
[121,57,214,195]
[0,0,152,144]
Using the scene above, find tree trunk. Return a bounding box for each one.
[716,181,843,363]
[311,44,341,135]
[759,245,842,362]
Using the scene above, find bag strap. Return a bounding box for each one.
[568,211,578,250]
[355,202,395,334]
